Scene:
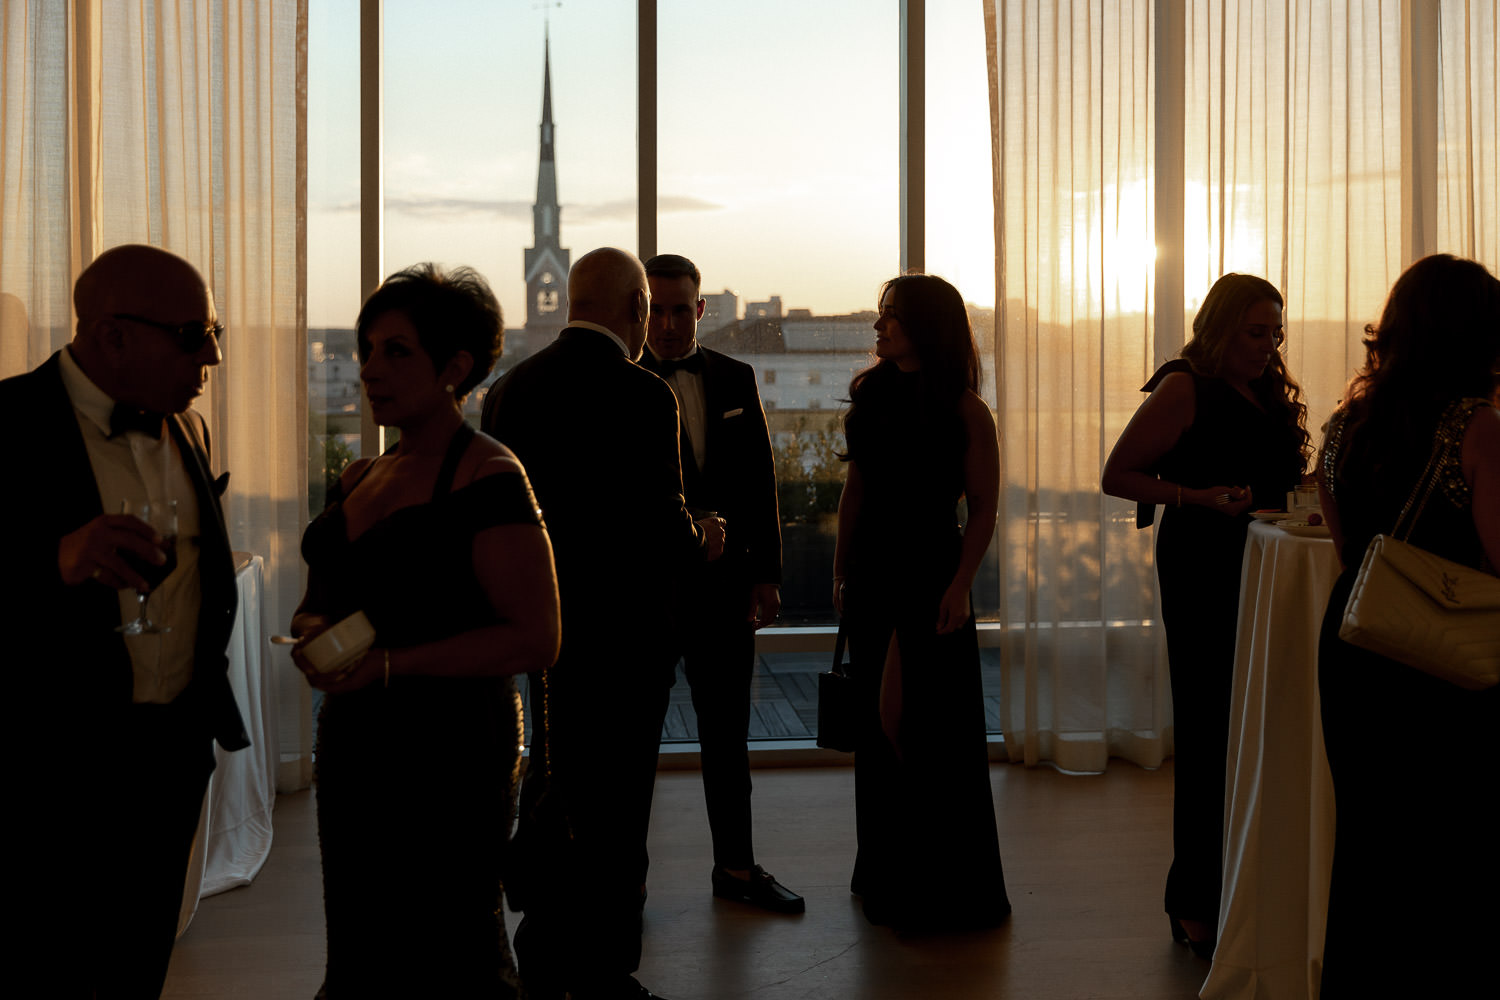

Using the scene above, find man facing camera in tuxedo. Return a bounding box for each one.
[1,244,247,998]
[482,247,724,1000]
[640,253,802,914]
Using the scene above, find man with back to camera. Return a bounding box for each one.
[482,247,725,1000]
[639,253,802,914]
[1,243,247,997]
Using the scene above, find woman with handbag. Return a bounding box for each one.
[1102,273,1309,956]
[1316,254,1500,997]
[831,273,1010,931]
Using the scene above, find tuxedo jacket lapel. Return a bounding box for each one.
[40,354,109,526]
[698,351,731,477]
[168,416,230,550]
[165,412,248,750]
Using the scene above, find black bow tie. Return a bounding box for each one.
[656,352,704,375]
[110,404,165,440]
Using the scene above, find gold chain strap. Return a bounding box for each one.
[1391,430,1451,542]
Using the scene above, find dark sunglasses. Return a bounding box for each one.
[113,313,225,353]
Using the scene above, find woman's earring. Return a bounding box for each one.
[444,384,455,393]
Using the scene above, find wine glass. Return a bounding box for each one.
[116,499,179,634]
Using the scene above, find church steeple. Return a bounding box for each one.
[534,34,558,235]
[524,29,569,340]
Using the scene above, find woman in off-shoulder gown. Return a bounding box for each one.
[292,264,560,998]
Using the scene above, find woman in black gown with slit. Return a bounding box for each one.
[292,264,560,998]
[833,273,1010,931]
[1315,254,1500,997]
[1102,273,1307,956]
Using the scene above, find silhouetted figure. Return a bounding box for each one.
[640,252,802,914]
[3,244,246,997]
[483,247,722,1000]
[1102,272,1308,955]
[1316,254,1500,997]
[833,273,1011,931]
[292,264,559,997]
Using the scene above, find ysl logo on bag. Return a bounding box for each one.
[1440,572,1460,604]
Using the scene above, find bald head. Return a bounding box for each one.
[70,244,220,414]
[75,244,209,329]
[568,247,650,358]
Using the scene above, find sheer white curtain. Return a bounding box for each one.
[983,0,1497,772]
[0,0,310,787]
[1435,1,1498,264]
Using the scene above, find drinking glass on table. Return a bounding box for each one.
[116,499,179,634]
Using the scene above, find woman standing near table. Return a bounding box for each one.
[1102,273,1308,955]
[1316,254,1500,997]
[292,264,560,997]
[832,273,1011,931]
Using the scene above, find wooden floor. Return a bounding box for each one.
[163,760,1210,999]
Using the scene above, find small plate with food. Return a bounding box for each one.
[1275,514,1331,538]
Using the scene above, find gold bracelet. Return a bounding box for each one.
[384,649,391,688]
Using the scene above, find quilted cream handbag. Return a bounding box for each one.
[1339,428,1500,690]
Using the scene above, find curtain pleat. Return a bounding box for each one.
[988,0,1163,773]
[1438,1,1499,264]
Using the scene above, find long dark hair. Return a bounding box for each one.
[1334,254,1500,483]
[841,274,980,459]
[847,273,978,399]
[1183,272,1311,467]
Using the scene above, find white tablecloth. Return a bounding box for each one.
[176,554,278,936]
[1201,521,1341,1000]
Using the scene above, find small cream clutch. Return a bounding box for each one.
[301,611,376,674]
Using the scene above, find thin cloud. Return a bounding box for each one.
[566,194,725,223]
[318,193,723,221]
[391,197,533,219]
[316,197,531,219]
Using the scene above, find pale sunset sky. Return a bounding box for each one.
[306,0,995,329]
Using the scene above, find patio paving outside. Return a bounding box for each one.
[518,650,1005,745]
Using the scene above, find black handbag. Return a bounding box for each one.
[816,623,859,752]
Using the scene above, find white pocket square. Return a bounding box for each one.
[722,408,744,419]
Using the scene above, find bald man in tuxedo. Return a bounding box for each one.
[2,244,247,997]
[483,247,723,1000]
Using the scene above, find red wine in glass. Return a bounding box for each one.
[117,499,178,634]
[122,537,179,590]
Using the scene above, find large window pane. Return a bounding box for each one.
[658,0,899,626]
[382,1,637,398]
[308,3,639,509]
[927,0,1000,621]
[307,0,363,515]
[925,0,1004,732]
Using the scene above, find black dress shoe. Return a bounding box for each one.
[711,864,806,914]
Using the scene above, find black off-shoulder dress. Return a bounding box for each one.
[303,423,541,998]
